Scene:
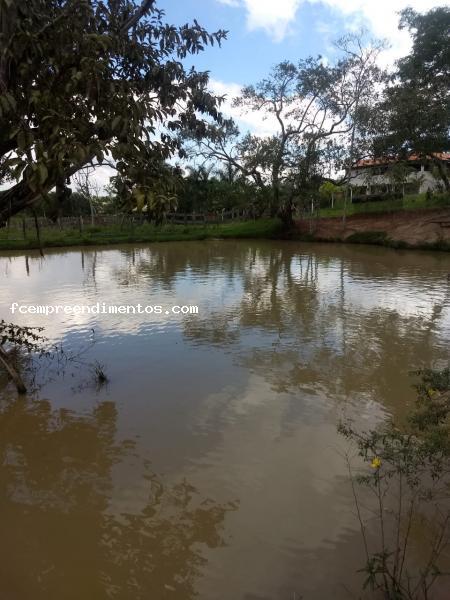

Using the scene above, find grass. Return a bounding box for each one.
[1,192,449,252]
[0,219,283,251]
[319,192,450,218]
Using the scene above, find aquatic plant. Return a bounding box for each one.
[340,369,450,599]
[0,320,48,393]
[92,361,108,385]
[0,322,108,394]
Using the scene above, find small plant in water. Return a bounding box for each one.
[339,369,450,599]
[92,361,108,385]
[0,322,107,394]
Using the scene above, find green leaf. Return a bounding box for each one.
[74,146,86,163]
[38,163,48,184]
[28,177,38,192]
[5,93,16,111]
[0,96,9,113]
[17,130,26,151]
[112,116,121,131]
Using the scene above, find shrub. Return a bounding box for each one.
[340,369,450,599]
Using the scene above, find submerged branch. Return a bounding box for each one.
[0,345,27,393]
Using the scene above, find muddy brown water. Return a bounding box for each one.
[0,240,449,599]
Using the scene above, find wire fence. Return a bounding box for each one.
[4,210,250,234]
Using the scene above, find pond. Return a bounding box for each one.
[0,240,449,599]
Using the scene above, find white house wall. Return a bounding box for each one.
[349,167,441,194]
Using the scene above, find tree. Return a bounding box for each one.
[174,164,256,216]
[385,161,417,198]
[333,34,386,224]
[73,167,102,225]
[376,7,450,189]
[0,0,227,224]
[187,43,384,228]
[109,159,180,223]
[319,181,342,207]
[229,59,355,225]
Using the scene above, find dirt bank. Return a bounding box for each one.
[295,208,450,250]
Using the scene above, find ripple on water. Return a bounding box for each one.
[0,240,449,600]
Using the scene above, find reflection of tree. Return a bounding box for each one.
[105,239,448,405]
[110,242,256,291]
[103,480,234,599]
[180,243,449,408]
[185,312,241,346]
[0,397,235,600]
[236,309,442,400]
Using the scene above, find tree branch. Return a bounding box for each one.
[120,0,154,33]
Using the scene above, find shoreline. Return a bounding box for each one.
[1,208,449,253]
[291,207,450,252]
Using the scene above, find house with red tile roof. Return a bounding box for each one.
[349,153,450,197]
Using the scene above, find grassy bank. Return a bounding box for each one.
[318,192,450,218]
[1,198,449,252]
[0,219,283,251]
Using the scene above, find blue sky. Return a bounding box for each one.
[5,0,439,192]
[89,0,449,189]
[159,0,350,84]
[159,0,443,89]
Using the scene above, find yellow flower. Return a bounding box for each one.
[371,457,382,469]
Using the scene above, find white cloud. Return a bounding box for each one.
[89,164,116,193]
[65,163,115,195]
[209,78,280,137]
[0,163,115,195]
[244,0,302,41]
[314,0,442,64]
[218,0,303,41]
[209,77,347,142]
[217,0,443,63]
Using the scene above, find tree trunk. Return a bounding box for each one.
[89,198,95,226]
[278,200,294,230]
[271,167,282,218]
[33,209,44,257]
[269,184,279,218]
[1,156,95,226]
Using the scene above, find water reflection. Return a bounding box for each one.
[0,396,235,600]
[0,241,449,599]
[176,243,450,413]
